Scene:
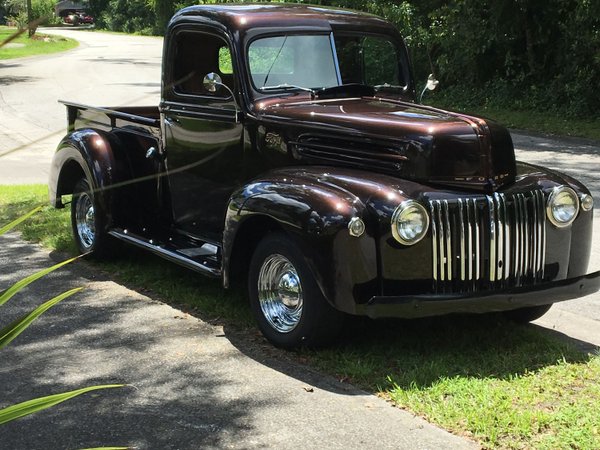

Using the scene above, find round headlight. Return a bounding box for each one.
[547,186,579,228]
[391,200,430,245]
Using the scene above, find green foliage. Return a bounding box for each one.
[0,385,124,425]
[0,256,78,307]
[86,0,600,119]
[0,206,42,235]
[3,0,62,27]
[0,27,79,59]
[30,0,62,26]
[99,0,156,35]
[0,287,83,349]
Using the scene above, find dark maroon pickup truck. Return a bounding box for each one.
[49,4,599,348]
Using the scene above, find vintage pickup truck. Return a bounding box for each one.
[49,4,599,348]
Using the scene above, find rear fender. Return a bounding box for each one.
[49,129,123,226]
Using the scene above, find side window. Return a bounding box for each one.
[219,46,233,74]
[172,31,234,98]
[363,37,400,86]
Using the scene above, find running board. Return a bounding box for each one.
[109,229,221,277]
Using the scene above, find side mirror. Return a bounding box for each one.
[201,72,241,123]
[203,72,223,93]
[425,74,439,91]
[419,73,440,103]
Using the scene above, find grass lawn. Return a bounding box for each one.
[0,26,78,59]
[430,101,600,142]
[1,184,599,449]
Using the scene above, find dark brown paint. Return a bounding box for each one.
[49,4,599,319]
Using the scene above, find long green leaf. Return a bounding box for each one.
[0,256,79,307]
[0,384,124,425]
[0,206,43,236]
[0,288,83,350]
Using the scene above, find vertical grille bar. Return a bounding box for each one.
[514,195,521,279]
[474,198,480,281]
[487,195,497,281]
[532,191,539,278]
[443,200,452,281]
[466,199,474,281]
[430,189,546,292]
[430,202,438,281]
[540,190,547,277]
[519,194,530,276]
[501,194,511,280]
[458,199,466,281]
[436,200,446,281]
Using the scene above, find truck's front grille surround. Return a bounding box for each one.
[429,190,546,292]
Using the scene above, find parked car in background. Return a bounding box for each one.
[62,10,93,25]
[49,4,599,349]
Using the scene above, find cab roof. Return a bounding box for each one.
[171,3,396,34]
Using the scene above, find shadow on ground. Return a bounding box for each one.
[1,230,596,449]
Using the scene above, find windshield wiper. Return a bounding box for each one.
[261,84,316,96]
[374,83,407,92]
[262,36,288,87]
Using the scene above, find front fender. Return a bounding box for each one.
[223,169,383,313]
[49,129,123,226]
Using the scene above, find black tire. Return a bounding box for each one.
[248,233,343,349]
[504,304,552,323]
[71,178,115,258]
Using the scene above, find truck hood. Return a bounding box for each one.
[256,97,516,192]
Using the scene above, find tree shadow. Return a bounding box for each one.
[83,57,160,67]
[227,311,595,393]
[0,234,276,449]
[1,232,597,448]
[0,75,36,86]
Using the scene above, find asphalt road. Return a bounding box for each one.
[0,28,162,183]
[0,27,599,448]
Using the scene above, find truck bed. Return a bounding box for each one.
[61,101,161,133]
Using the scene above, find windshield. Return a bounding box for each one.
[248,32,406,94]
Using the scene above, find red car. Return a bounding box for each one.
[63,11,94,25]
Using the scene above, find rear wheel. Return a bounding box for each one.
[248,233,343,349]
[71,178,114,258]
[504,304,552,323]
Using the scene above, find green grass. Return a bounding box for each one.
[430,101,600,141]
[2,184,600,449]
[0,27,78,59]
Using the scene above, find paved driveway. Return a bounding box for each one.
[0,28,162,183]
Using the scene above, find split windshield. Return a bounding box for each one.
[248,32,405,94]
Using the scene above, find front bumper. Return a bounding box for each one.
[358,271,600,319]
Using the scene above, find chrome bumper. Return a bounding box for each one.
[359,270,600,319]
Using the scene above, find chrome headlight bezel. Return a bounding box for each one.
[547,186,580,228]
[391,200,430,245]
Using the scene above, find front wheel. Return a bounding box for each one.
[504,304,552,323]
[248,233,343,349]
[71,178,114,258]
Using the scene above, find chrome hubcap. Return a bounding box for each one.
[257,254,303,333]
[75,192,95,249]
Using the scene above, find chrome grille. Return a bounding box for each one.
[429,190,546,292]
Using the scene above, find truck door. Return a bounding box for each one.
[162,27,243,243]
